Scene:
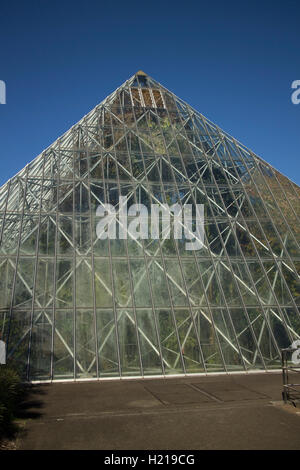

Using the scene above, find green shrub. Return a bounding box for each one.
[0,366,22,436]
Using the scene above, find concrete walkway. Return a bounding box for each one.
[18,373,300,450]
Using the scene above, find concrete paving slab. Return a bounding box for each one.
[193,381,268,402]
[17,372,300,450]
[144,383,214,404]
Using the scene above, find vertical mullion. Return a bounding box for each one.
[0,179,12,343]
[26,154,46,380]
[50,148,60,380]
[6,167,30,359]
[85,119,100,378]
[0,180,11,248]
[101,109,122,377]
[73,129,78,379]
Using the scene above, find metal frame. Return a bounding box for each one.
[0,71,299,381]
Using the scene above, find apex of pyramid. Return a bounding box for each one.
[136,70,147,76]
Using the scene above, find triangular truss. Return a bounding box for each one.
[0,71,299,381]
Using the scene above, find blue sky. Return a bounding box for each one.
[0,0,299,186]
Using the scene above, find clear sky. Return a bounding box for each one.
[0,0,299,186]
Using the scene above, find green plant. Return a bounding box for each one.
[0,366,22,436]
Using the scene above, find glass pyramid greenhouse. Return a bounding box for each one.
[0,71,299,382]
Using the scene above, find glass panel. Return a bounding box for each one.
[211,309,245,371]
[181,259,207,307]
[94,258,113,307]
[0,214,21,254]
[250,308,280,368]
[280,265,300,306]
[96,309,119,377]
[136,308,162,375]
[175,309,204,373]
[76,310,97,378]
[13,258,35,309]
[56,260,74,308]
[75,182,90,214]
[76,258,93,308]
[75,216,91,255]
[19,216,39,255]
[53,310,74,379]
[230,308,264,369]
[164,259,188,306]
[38,216,56,256]
[130,259,152,307]
[29,310,52,380]
[58,183,73,213]
[7,310,31,378]
[117,309,141,376]
[0,258,15,309]
[248,261,275,304]
[149,259,171,307]
[231,261,260,306]
[35,259,54,308]
[156,309,184,375]
[194,308,225,372]
[57,216,73,256]
[112,259,132,307]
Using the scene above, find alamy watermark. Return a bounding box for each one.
[291,80,300,105]
[0,80,6,104]
[95,197,204,251]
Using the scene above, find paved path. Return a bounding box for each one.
[18,373,300,450]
